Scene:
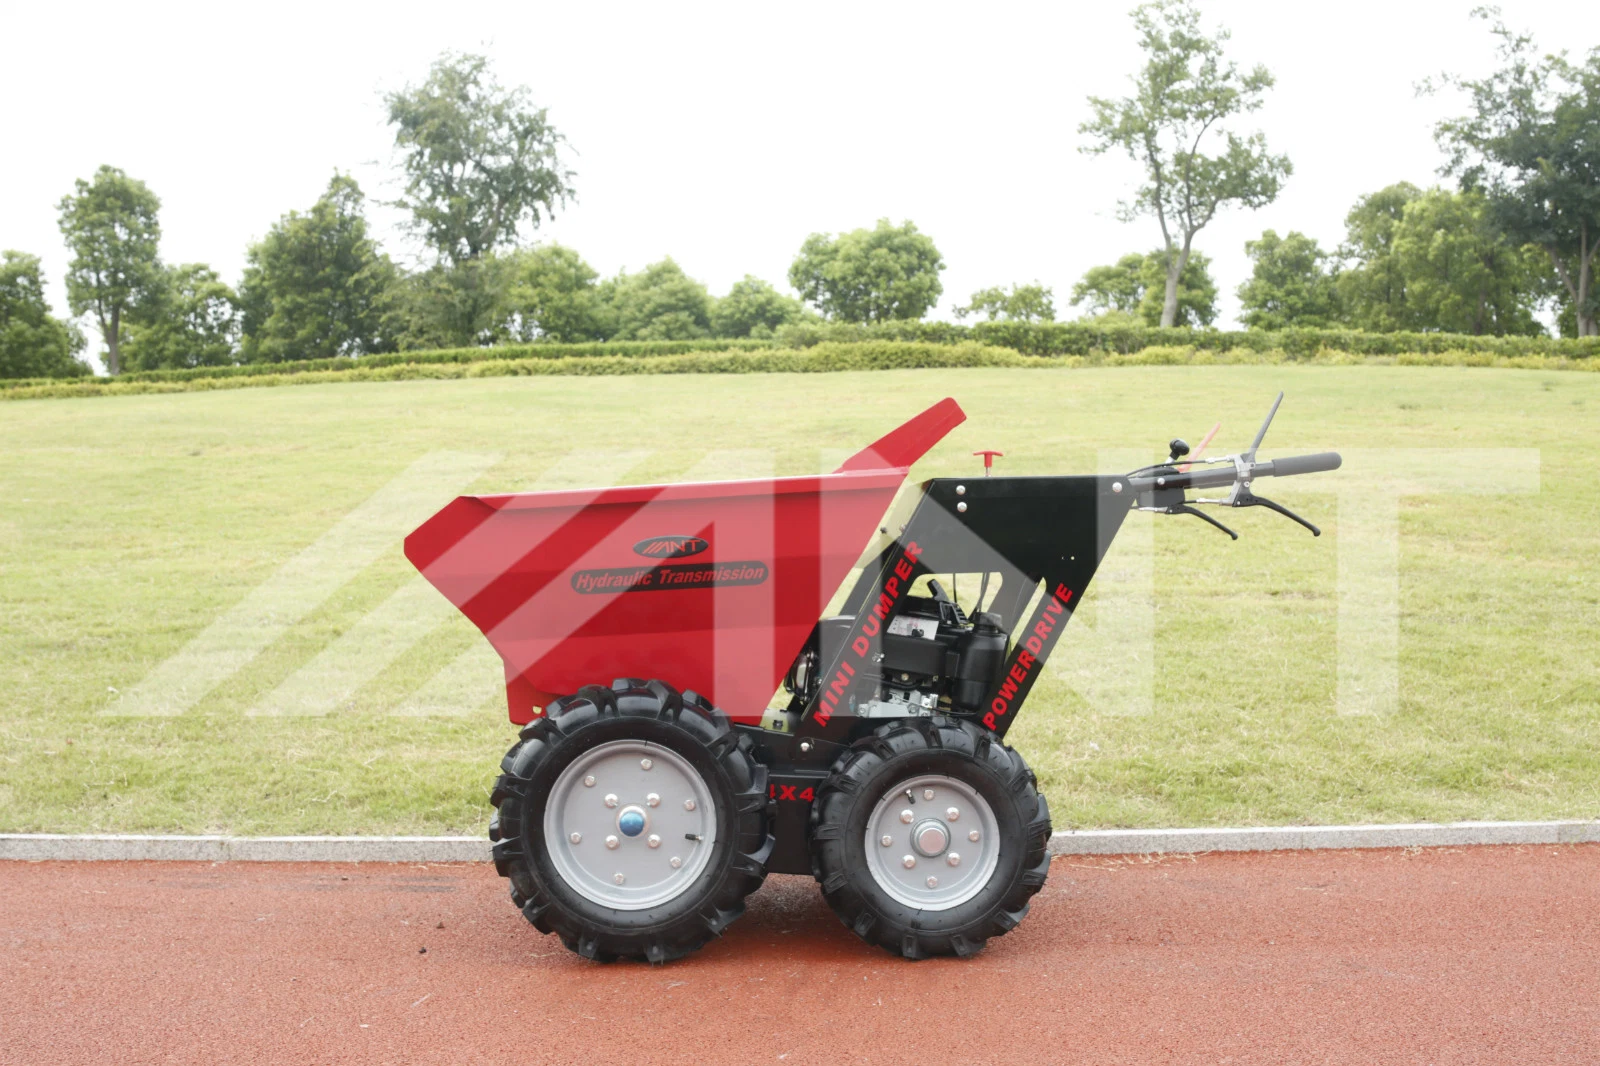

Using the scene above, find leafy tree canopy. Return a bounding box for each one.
[601,258,713,341]
[954,283,1056,322]
[711,276,804,338]
[1080,0,1289,327]
[1071,249,1217,327]
[386,52,574,267]
[1237,230,1341,330]
[1337,184,1547,336]
[239,175,399,361]
[499,244,606,343]
[125,264,241,370]
[1435,11,1600,335]
[788,219,944,323]
[56,165,163,375]
[394,257,525,351]
[0,251,86,379]
[1390,188,1546,336]
[1336,182,1422,332]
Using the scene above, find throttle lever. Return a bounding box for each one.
[1230,489,1321,536]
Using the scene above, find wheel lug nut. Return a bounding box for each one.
[880,835,893,847]
[947,852,961,867]
[968,829,980,842]
[569,832,582,844]
[899,809,914,824]
[583,775,596,787]
[902,855,916,869]
[647,834,661,849]
[926,876,939,889]
[684,799,696,812]
[640,758,653,771]
[614,873,625,884]
[604,794,618,808]
[946,807,960,822]
[646,793,660,807]
[605,835,619,849]
[670,856,683,868]
[922,789,935,801]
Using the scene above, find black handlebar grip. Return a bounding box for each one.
[1264,452,1342,478]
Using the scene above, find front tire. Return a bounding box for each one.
[490,679,773,963]
[810,717,1051,959]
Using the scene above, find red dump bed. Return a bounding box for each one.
[405,399,965,724]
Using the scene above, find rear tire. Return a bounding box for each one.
[490,679,773,963]
[810,716,1051,959]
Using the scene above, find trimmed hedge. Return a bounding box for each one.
[9,323,1599,392]
[108,337,777,384]
[773,320,1600,359]
[12,322,1599,392]
[6,341,1596,401]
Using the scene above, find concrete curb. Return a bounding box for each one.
[0,835,489,863]
[1045,820,1600,856]
[3,820,1597,863]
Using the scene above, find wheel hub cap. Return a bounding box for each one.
[864,774,1000,911]
[617,806,648,837]
[543,740,715,910]
[913,819,950,857]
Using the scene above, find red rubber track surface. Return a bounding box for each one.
[3,846,1596,1065]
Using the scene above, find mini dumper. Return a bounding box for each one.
[406,395,1340,962]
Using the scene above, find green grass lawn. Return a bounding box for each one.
[2,366,1597,835]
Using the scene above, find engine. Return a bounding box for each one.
[784,579,1009,720]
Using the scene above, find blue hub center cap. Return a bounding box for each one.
[617,806,647,837]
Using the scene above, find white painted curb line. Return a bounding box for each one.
[2,820,1596,863]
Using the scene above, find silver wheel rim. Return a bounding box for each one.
[864,774,1000,911]
[543,739,717,910]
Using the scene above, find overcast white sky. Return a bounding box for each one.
[4,0,1598,364]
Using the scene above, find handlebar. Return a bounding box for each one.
[1261,451,1342,479]
[1126,451,1342,494]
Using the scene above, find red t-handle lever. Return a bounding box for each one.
[973,450,1004,476]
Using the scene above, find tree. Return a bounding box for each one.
[1390,188,1545,336]
[1071,255,1147,315]
[600,259,713,340]
[123,264,240,369]
[711,276,804,338]
[788,219,944,323]
[1237,230,1341,329]
[56,166,163,375]
[0,251,86,379]
[239,175,399,361]
[1337,184,1547,335]
[1070,249,1217,326]
[499,244,607,343]
[391,258,513,350]
[1080,0,1290,327]
[386,52,573,266]
[1435,12,1600,335]
[1336,183,1421,331]
[954,283,1056,322]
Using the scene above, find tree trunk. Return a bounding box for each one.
[1160,242,1191,329]
[1580,251,1598,338]
[106,305,122,376]
[1544,243,1597,337]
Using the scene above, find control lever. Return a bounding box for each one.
[1163,501,1238,540]
[1225,488,1321,536]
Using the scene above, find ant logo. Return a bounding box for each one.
[632,535,709,559]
